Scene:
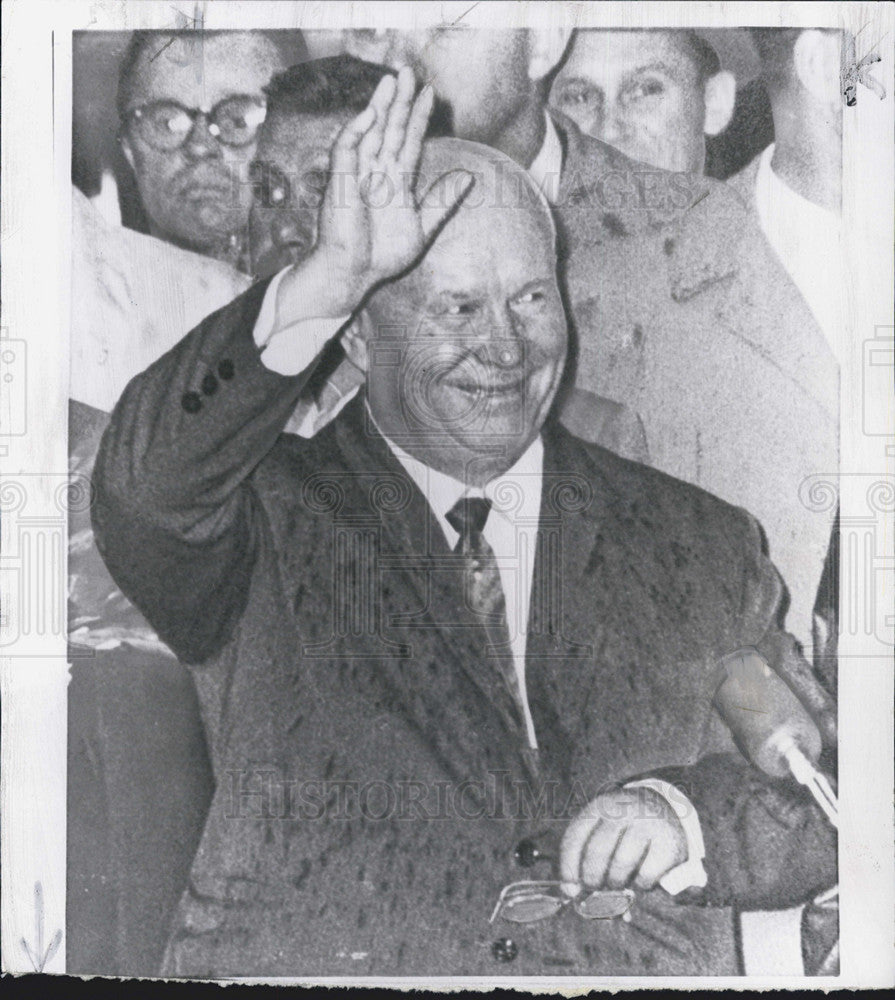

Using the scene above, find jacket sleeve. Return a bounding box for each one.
[91,278,320,664]
[650,511,838,910]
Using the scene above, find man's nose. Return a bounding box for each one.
[483,304,527,366]
[271,214,315,256]
[182,115,223,161]
[481,302,517,341]
[599,105,629,147]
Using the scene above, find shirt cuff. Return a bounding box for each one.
[253,266,352,376]
[625,778,708,895]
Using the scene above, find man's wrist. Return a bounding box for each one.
[276,251,370,326]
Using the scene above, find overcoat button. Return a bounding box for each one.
[218,359,235,380]
[492,938,518,962]
[514,839,541,868]
[181,391,202,414]
[201,372,219,396]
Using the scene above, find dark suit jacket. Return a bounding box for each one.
[92,280,836,978]
[551,114,839,660]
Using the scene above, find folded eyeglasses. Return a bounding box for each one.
[489,881,634,924]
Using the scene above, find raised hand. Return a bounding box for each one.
[287,66,474,319]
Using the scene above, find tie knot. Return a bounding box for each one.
[446,495,492,541]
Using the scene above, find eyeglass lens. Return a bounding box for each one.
[499,893,566,923]
[492,881,633,924]
[131,96,267,150]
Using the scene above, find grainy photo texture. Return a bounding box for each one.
[1,2,885,986]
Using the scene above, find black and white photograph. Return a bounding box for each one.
[1,0,893,989]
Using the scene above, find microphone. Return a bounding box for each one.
[713,648,838,828]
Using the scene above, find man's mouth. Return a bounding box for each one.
[441,372,528,396]
[176,167,234,201]
[181,181,231,200]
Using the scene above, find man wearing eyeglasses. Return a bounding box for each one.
[93,72,836,977]
[117,30,297,269]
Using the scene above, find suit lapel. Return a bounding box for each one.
[524,422,609,777]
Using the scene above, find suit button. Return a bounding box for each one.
[514,839,542,868]
[217,359,235,380]
[181,391,202,414]
[201,372,218,396]
[492,938,518,963]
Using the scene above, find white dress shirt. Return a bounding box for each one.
[375,427,545,751]
[754,144,846,366]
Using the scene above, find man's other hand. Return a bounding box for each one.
[559,786,688,895]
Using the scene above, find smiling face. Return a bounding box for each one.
[249,110,349,278]
[550,30,711,173]
[357,164,567,484]
[121,32,285,257]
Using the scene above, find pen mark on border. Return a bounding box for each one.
[21,881,62,972]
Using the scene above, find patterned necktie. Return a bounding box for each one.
[446,496,526,731]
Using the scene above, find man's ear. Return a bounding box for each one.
[528,28,574,83]
[793,29,842,108]
[120,133,135,172]
[341,312,372,373]
[703,70,736,136]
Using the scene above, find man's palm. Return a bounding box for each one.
[315,67,473,298]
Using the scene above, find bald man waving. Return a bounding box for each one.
[93,69,835,978]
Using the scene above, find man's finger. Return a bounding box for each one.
[605,828,650,890]
[581,822,627,890]
[357,73,397,170]
[330,104,376,178]
[397,83,434,175]
[633,839,680,890]
[559,802,605,895]
[378,65,416,163]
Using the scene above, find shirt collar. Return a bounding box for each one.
[527,113,563,205]
[754,143,837,233]
[368,406,544,547]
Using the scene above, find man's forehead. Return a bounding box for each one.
[257,112,346,163]
[378,204,555,302]
[569,29,699,74]
[131,32,284,97]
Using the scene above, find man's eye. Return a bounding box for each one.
[556,83,597,108]
[514,290,545,306]
[443,302,476,317]
[163,109,193,134]
[625,78,665,102]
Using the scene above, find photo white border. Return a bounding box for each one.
[2,1,892,988]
